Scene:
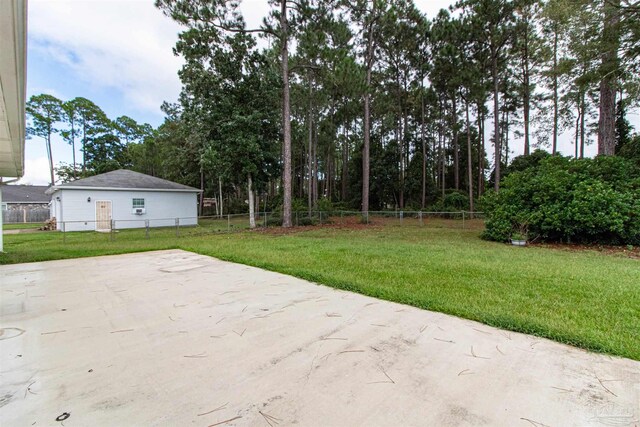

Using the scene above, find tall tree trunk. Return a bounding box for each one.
[466,99,474,216]
[248,173,256,229]
[523,87,530,156]
[441,135,445,201]
[452,95,459,190]
[574,113,580,159]
[398,92,404,209]
[327,150,332,201]
[362,84,371,214]
[71,119,77,179]
[477,105,484,198]
[597,0,619,156]
[281,0,292,227]
[580,91,586,158]
[199,167,204,216]
[46,134,55,186]
[299,149,304,198]
[431,128,437,188]
[437,129,442,198]
[552,28,558,154]
[439,100,445,200]
[523,67,530,156]
[492,52,501,191]
[598,84,617,156]
[522,14,531,156]
[82,121,87,172]
[313,122,318,205]
[327,95,336,202]
[421,88,426,210]
[218,177,223,218]
[504,110,510,165]
[307,77,313,214]
[362,3,375,216]
[341,123,349,201]
[400,76,408,209]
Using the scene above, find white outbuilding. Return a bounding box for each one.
[46,170,202,232]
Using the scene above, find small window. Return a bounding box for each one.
[132,198,145,209]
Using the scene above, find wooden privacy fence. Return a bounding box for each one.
[2,208,50,224]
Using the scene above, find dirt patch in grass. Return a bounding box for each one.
[531,242,640,259]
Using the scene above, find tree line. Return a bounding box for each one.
[27,0,639,228]
[26,94,154,184]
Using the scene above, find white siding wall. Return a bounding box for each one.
[53,189,198,232]
[50,192,61,222]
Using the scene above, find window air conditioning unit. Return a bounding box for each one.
[133,208,145,215]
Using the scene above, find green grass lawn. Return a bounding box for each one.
[1,219,638,360]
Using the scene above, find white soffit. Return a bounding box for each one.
[0,0,27,179]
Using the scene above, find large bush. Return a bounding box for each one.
[430,190,470,212]
[481,155,640,245]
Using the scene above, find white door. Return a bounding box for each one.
[95,200,112,231]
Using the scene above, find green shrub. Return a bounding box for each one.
[431,190,470,215]
[443,191,469,211]
[316,197,335,214]
[481,154,640,245]
[272,198,309,215]
[505,149,551,176]
[266,211,320,227]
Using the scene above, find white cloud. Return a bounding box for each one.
[27,86,65,100]
[17,156,53,185]
[29,0,184,114]
[415,0,456,17]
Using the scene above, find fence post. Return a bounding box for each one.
[265,212,268,227]
[366,211,369,224]
[227,214,230,232]
[175,218,180,237]
[400,211,403,226]
[419,211,423,226]
[62,221,66,243]
[319,211,323,225]
[110,220,115,241]
[462,211,465,229]
[145,219,150,239]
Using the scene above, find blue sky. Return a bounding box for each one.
[22,0,632,185]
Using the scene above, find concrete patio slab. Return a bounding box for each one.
[1,250,638,426]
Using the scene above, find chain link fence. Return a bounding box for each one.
[37,210,484,244]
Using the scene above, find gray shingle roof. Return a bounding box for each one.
[52,170,200,192]
[1,185,51,203]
